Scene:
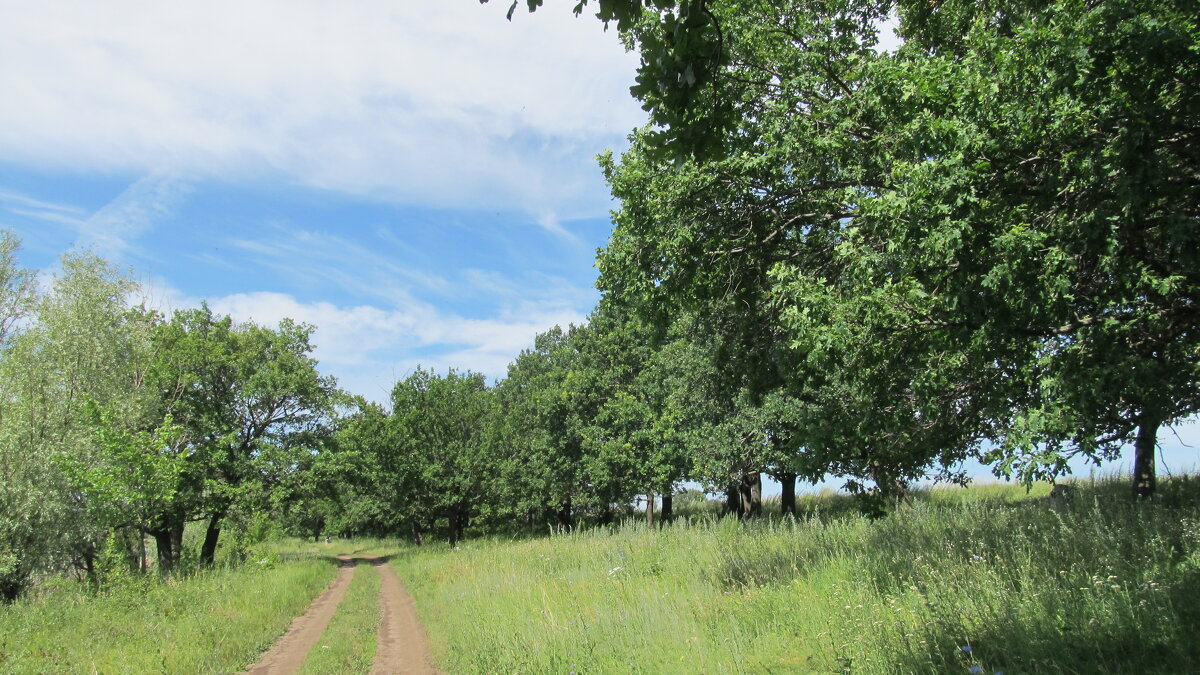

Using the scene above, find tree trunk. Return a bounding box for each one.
[138,527,147,574]
[81,544,97,586]
[410,519,423,547]
[1133,414,1160,500]
[151,528,174,573]
[660,493,673,524]
[738,472,762,518]
[199,510,224,567]
[779,472,797,516]
[645,493,655,527]
[449,505,468,547]
[170,523,184,570]
[557,496,574,527]
[725,484,739,516]
[869,462,909,511]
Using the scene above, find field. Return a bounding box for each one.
[394,478,1200,674]
[2,478,1198,673]
[0,557,336,673]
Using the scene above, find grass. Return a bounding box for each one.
[260,536,408,561]
[0,557,337,673]
[3,479,1194,673]
[393,477,1200,674]
[299,559,382,674]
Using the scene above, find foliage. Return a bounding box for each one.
[385,368,495,545]
[595,0,1200,500]
[492,326,589,526]
[0,248,146,597]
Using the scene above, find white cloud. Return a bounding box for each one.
[76,172,190,261]
[203,290,585,402]
[0,189,87,219]
[0,0,644,221]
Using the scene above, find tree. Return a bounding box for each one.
[146,305,336,569]
[0,248,150,596]
[492,326,588,527]
[889,0,1200,499]
[58,404,185,575]
[280,396,399,540]
[386,368,495,546]
[595,0,1199,500]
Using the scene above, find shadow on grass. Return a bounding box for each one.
[333,555,394,568]
[885,567,1200,673]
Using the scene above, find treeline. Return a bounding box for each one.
[302,303,808,547]
[3,0,1197,599]
[0,235,338,600]
[316,0,1200,543]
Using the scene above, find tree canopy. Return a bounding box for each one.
[593,0,1199,499]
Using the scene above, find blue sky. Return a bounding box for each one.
[0,1,1192,488]
[0,0,645,402]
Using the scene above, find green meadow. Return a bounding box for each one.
[394,478,1200,674]
[0,557,335,673]
[2,478,1197,673]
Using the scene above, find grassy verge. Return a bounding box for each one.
[298,560,382,674]
[394,478,1200,674]
[0,558,336,673]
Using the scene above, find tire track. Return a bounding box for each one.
[245,557,357,674]
[371,560,440,674]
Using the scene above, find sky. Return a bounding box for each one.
[0,1,1193,490]
[0,0,644,402]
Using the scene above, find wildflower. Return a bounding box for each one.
[969,666,983,675]
[961,645,973,653]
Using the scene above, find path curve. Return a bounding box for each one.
[371,559,441,674]
[245,557,357,674]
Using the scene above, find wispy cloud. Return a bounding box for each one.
[225,225,450,305]
[221,221,596,313]
[0,189,87,216]
[74,172,190,261]
[0,0,644,221]
[0,189,87,227]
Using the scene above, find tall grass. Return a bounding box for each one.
[0,558,336,673]
[394,477,1200,673]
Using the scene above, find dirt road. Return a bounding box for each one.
[371,558,439,674]
[245,555,439,674]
